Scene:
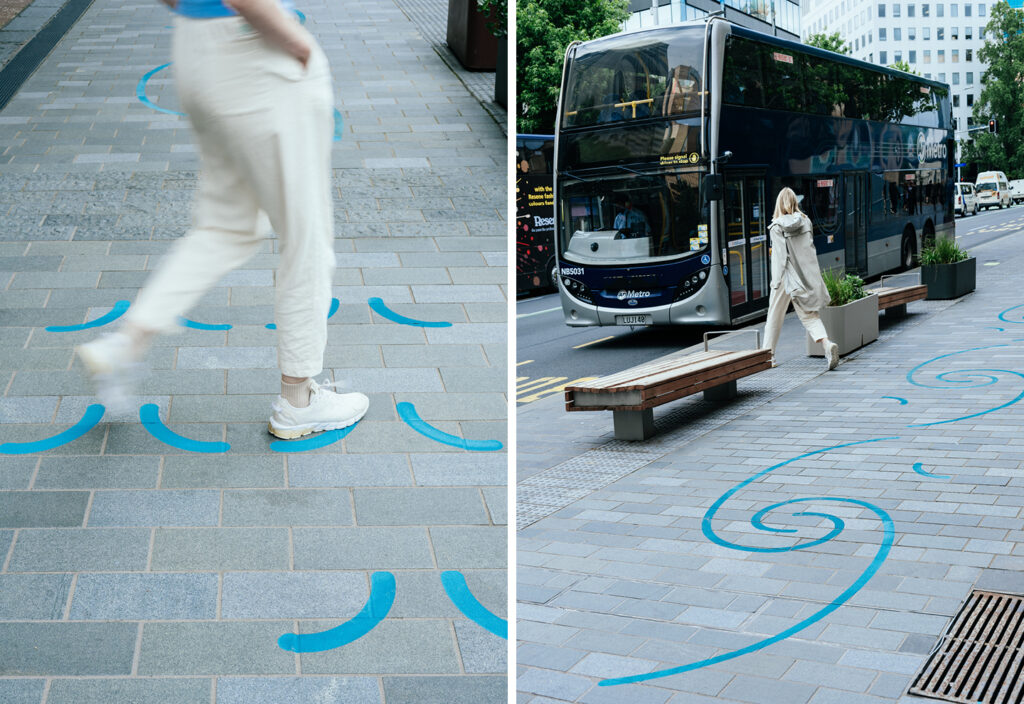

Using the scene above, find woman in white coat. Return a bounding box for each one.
[761,187,840,371]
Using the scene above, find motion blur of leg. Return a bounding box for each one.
[762,289,838,371]
[77,14,368,436]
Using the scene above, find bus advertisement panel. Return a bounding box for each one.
[516,134,557,295]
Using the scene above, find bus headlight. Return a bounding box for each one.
[561,277,593,304]
[673,267,711,301]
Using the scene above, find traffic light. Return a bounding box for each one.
[989,119,998,134]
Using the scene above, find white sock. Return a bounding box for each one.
[281,378,312,408]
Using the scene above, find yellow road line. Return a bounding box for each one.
[518,376,599,404]
[516,360,533,366]
[517,376,565,393]
[572,335,615,349]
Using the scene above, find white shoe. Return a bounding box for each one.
[75,332,142,416]
[268,379,369,439]
[825,341,840,371]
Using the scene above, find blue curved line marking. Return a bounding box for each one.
[396,402,502,452]
[178,317,232,331]
[295,9,305,23]
[333,108,343,142]
[986,327,1006,332]
[136,63,186,116]
[0,404,105,455]
[265,323,276,330]
[905,346,1024,427]
[45,300,130,332]
[600,437,897,687]
[269,421,358,453]
[139,403,229,453]
[997,304,1024,323]
[277,571,395,652]
[441,571,508,639]
[266,298,340,330]
[881,396,907,405]
[912,461,951,479]
[368,298,453,328]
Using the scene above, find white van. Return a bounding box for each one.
[975,171,1012,210]
[1010,179,1024,205]
[955,182,978,216]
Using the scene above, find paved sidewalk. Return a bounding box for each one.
[0,0,507,702]
[517,233,1024,703]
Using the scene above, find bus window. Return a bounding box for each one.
[723,37,765,108]
[762,45,805,112]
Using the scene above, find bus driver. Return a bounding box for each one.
[613,199,651,238]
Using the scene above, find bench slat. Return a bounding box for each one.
[873,284,927,310]
[568,350,728,391]
[567,350,760,394]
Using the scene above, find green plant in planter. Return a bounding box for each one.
[919,237,969,266]
[822,270,867,307]
[477,0,507,38]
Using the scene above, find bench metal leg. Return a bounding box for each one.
[885,303,908,318]
[704,380,737,402]
[613,409,654,440]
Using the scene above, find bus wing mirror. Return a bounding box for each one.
[703,174,724,202]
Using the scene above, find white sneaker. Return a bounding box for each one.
[268,379,369,439]
[825,341,840,371]
[75,332,142,416]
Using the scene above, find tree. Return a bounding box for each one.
[517,0,629,134]
[888,60,918,75]
[804,31,850,55]
[962,1,1024,175]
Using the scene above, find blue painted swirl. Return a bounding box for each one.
[441,571,508,639]
[136,63,185,116]
[45,301,130,332]
[912,461,950,479]
[997,304,1024,324]
[139,404,230,453]
[368,298,452,328]
[881,396,907,405]
[905,346,1024,427]
[0,404,106,455]
[396,402,502,452]
[269,421,358,453]
[600,437,897,687]
[277,571,395,652]
[178,317,232,331]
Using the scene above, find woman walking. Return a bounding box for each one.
[761,187,840,371]
[76,0,369,439]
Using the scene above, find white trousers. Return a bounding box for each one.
[761,286,828,355]
[126,15,336,378]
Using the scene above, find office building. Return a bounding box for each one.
[624,0,802,41]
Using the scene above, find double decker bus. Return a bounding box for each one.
[554,17,953,327]
[516,134,557,295]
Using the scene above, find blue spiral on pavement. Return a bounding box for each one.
[997,303,1024,324]
[136,63,185,116]
[277,571,395,652]
[45,301,129,332]
[600,437,897,687]
[905,345,1024,427]
[0,404,106,455]
[269,421,359,453]
[139,403,229,453]
[396,402,502,452]
[441,571,508,639]
[178,317,232,331]
[912,461,950,479]
[368,298,452,328]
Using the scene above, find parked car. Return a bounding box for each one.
[1010,179,1024,205]
[975,170,1012,210]
[955,182,978,216]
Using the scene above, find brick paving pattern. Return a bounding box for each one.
[0,0,507,701]
[517,236,1024,702]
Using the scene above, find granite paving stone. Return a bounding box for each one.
[70,573,218,620]
[216,677,381,704]
[150,527,291,571]
[46,678,213,704]
[0,622,138,675]
[137,621,296,675]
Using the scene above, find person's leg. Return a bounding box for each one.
[761,287,791,364]
[795,307,839,370]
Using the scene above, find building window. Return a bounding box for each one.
[953,72,960,84]
[965,26,972,39]
[878,1,886,14]
[953,117,958,130]
[879,27,887,39]
[979,3,986,15]
[925,72,932,78]
[855,38,860,50]
[951,2,958,14]
[965,3,972,15]
[894,27,902,40]
[893,3,901,15]
[895,50,903,62]
[953,94,960,106]
[953,49,960,62]
[938,49,945,62]
[909,50,917,62]
[940,72,947,81]
[924,27,931,39]
[952,26,959,39]
[937,2,944,15]
[966,71,973,83]
[967,116,974,126]
[908,27,916,40]
[924,49,931,63]
[967,93,974,106]
[923,2,930,14]
[908,3,916,15]
[937,27,945,39]
[879,50,888,63]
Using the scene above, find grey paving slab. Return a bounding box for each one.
[87,489,220,526]
[299,620,460,674]
[150,527,291,571]
[0,680,45,704]
[221,488,354,526]
[0,622,137,675]
[382,676,507,703]
[70,573,218,620]
[220,571,367,619]
[216,677,381,704]
[353,487,491,525]
[33,455,160,488]
[46,678,212,704]
[137,621,295,675]
[286,453,413,487]
[7,527,151,572]
[293,527,435,569]
[160,455,285,488]
[0,573,72,619]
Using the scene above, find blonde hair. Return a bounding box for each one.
[773,187,805,220]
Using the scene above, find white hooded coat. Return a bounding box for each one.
[768,212,829,312]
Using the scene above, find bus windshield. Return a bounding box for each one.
[560,171,705,265]
[562,27,704,128]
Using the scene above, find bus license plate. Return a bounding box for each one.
[617,314,652,326]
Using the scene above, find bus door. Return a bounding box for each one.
[724,174,770,320]
[844,172,869,276]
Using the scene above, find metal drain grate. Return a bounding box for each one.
[909,590,1024,703]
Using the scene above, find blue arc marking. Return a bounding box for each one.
[179,317,232,331]
[368,298,452,328]
[136,63,185,116]
[881,396,908,405]
[997,304,1024,323]
[441,571,508,639]
[600,437,898,687]
[139,403,229,453]
[278,571,395,652]
[266,297,339,330]
[138,63,343,141]
[295,9,305,23]
[269,421,358,453]
[986,327,1006,332]
[396,402,502,452]
[45,301,129,332]
[0,404,105,455]
[905,346,1024,427]
[912,461,951,479]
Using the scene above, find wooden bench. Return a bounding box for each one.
[564,332,771,441]
[872,277,928,317]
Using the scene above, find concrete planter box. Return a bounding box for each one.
[446,0,497,70]
[922,257,976,299]
[807,293,879,357]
